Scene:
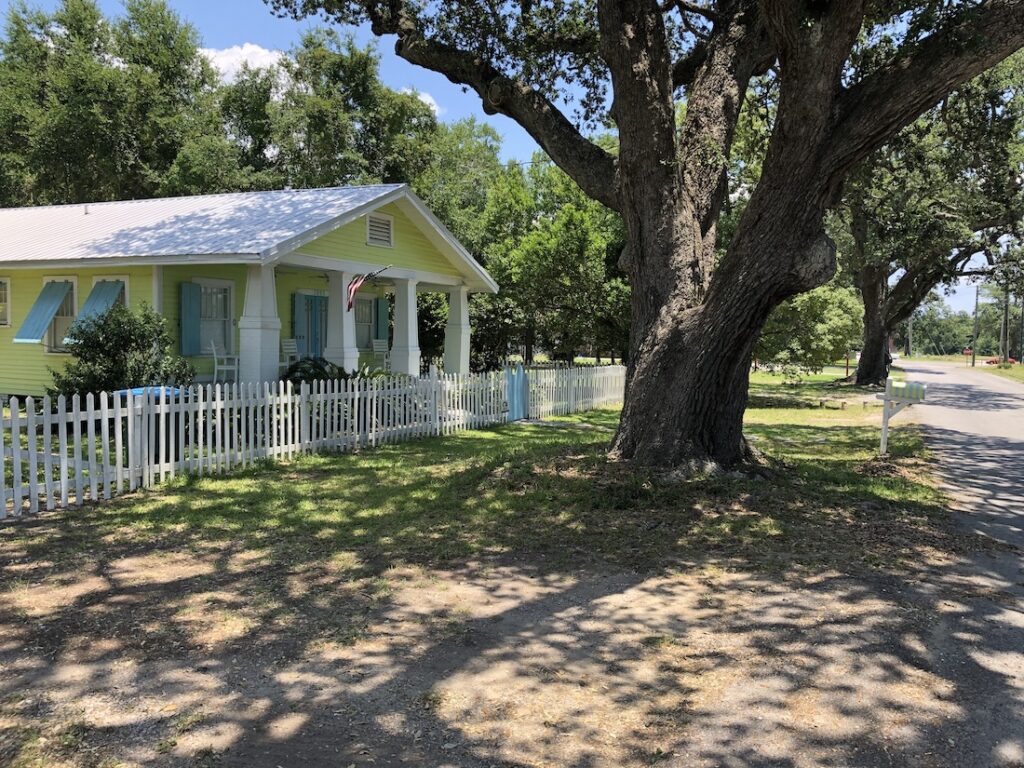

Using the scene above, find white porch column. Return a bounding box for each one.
[391,277,420,375]
[238,264,282,383]
[443,285,471,374]
[323,271,360,372]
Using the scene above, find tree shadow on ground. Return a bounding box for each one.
[1,413,1022,767]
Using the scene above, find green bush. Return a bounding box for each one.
[280,357,393,386]
[49,304,195,396]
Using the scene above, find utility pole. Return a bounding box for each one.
[1001,280,1011,363]
[971,284,981,368]
[1019,294,1024,362]
[905,314,913,357]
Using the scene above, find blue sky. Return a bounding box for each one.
[0,0,542,161]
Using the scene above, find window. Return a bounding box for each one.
[366,213,393,247]
[355,297,373,349]
[0,279,9,327]
[199,282,233,354]
[47,280,76,353]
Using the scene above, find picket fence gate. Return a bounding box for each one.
[2,365,625,517]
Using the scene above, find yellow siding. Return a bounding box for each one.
[298,203,461,277]
[0,266,153,396]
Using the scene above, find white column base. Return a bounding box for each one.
[238,316,282,383]
[390,346,421,376]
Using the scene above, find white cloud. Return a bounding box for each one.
[202,43,285,83]
[401,88,444,116]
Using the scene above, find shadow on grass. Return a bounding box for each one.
[1,405,1021,768]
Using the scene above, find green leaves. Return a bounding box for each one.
[50,303,195,396]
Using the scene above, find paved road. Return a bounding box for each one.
[899,361,1024,548]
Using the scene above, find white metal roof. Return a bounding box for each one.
[0,184,498,292]
[0,185,406,262]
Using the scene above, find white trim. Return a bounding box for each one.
[91,274,130,307]
[365,211,394,248]
[0,277,10,327]
[282,251,465,287]
[395,193,498,293]
[42,275,78,355]
[260,187,408,261]
[194,277,236,356]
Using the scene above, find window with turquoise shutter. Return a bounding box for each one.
[180,282,201,356]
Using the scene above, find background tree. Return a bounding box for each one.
[838,54,1024,384]
[269,0,1024,469]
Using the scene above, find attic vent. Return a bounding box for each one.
[366,213,394,247]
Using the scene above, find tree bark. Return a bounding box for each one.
[856,264,891,385]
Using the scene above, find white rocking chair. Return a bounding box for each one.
[280,338,301,371]
[371,339,391,371]
[210,340,239,382]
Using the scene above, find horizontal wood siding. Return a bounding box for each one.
[297,202,461,277]
[0,266,153,396]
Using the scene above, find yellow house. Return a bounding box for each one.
[0,185,498,396]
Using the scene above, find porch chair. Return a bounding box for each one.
[280,338,301,371]
[210,340,239,383]
[371,339,391,371]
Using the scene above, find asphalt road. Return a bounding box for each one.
[898,361,1024,549]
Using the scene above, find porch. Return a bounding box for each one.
[229,262,472,382]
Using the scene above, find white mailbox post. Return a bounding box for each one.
[877,377,927,455]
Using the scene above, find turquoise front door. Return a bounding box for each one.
[293,294,328,358]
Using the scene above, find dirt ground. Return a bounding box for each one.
[2,531,1023,768]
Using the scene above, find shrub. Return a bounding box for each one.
[280,357,392,386]
[49,303,195,396]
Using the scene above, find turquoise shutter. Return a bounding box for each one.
[77,280,124,324]
[14,281,72,344]
[180,282,201,356]
[293,294,308,356]
[374,297,389,341]
[309,295,327,357]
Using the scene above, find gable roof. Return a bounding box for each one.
[0,185,497,292]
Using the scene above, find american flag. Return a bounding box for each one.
[347,266,390,310]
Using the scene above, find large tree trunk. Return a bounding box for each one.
[856,264,891,385]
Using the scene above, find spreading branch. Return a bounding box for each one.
[830,0,1024,175]
[365,4,619,211]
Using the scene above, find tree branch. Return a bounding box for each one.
[829,0,1024,175]
[367,5,620,211]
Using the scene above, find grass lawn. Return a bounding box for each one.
[0,372,1005,768]
[982,363,1024,384]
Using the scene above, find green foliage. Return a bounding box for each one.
[906,296,975,355]
[470,154,629,368]
[756,280,862,373]
[50,304,195,395]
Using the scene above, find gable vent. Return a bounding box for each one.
[366,213,394,247]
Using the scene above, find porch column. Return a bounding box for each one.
[323,271,359,372]
[443,285,471,374]
[238,263,282,383]
[391,277,420,375]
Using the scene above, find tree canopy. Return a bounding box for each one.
[267,0,1024,468]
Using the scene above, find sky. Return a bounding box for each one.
[0,0,543,162]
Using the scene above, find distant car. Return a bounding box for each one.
[985,357,1017,365]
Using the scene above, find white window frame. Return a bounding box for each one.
[365,212,394,248]
[92,275,129,307]
[43,276,77,355]
[195,277,235,356]
[0,277,10,327]
[354,296,374,350]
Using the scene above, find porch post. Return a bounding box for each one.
[443,285,471,374]
[324,271,359,372]
[238,264,281,383]
[391,277,420,375]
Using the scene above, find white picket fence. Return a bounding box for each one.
[2,365,625,517]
